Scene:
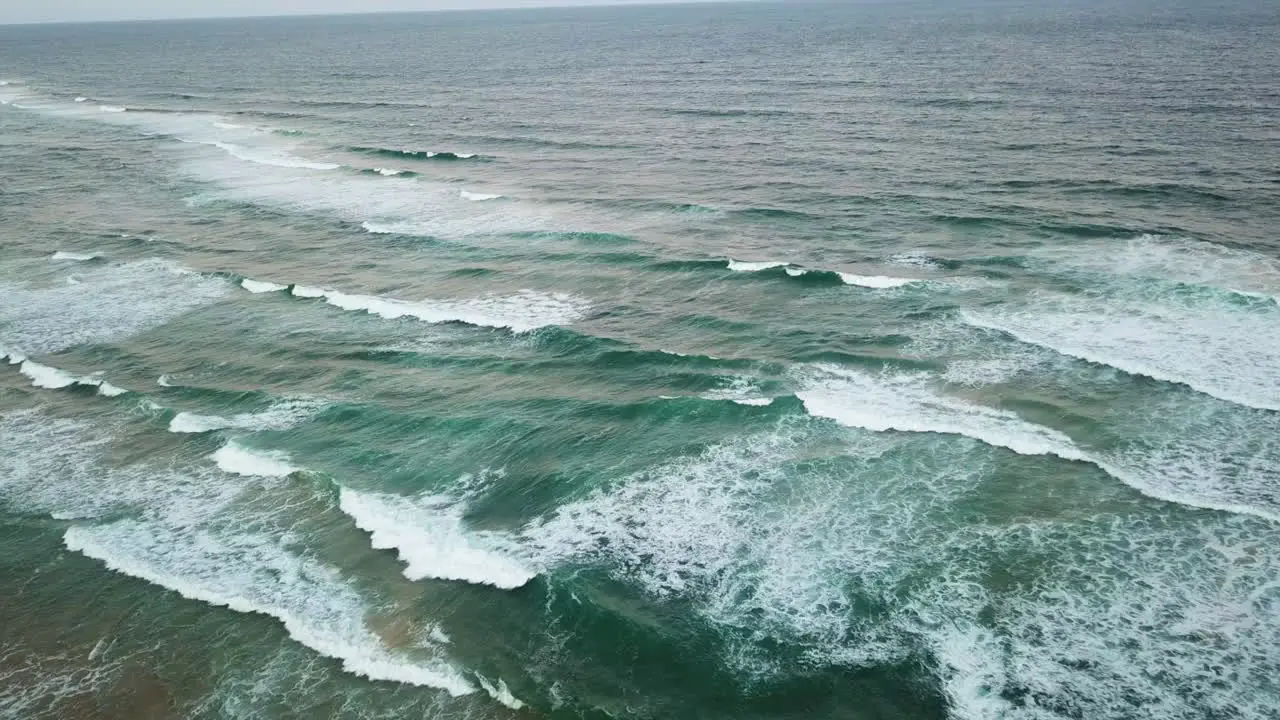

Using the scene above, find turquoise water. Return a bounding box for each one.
[1,1,1279,718]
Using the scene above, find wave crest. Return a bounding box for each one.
[339,489,535,590]
[284,283,586,333]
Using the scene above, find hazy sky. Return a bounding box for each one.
[1,0,728,25]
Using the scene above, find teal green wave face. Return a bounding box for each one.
[2,1,1280,718]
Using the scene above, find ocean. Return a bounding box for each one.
[1,0,1278,717]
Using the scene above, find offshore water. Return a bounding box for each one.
[1,1,1279,718]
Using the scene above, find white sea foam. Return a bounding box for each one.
[98,105,126,113]
[737,261,919,288]
[360,221,403,235]
[96,382,128,398]
[175,138,554,239]
[794,364,1087,460]
[1,409,471,695]
[15,360,127,397]
[290,285,587,333]
[205,141,340,171]
[727,260,788,272]
[520,432,814,599]
[904,321,1062,388]
[0,258,229,355]
[212,442,298,477]
[74,96,88,103]
[51,251,97,261]
[64,523,475,696]
[7,98,423,240]
[519,417,1280,710]
[925,515,1280,720]
[459,190,502,202]
[1044,234,1280,302]
[961,295,1280,412]
[889,252,943,268]
[289,284,327,299]
[517,429,989,679]
[374,167,403,176]
[475,676,525,710]
[933,624,1010,720]
[700,376,775,406]
[168,397,324,434]
[795,363,1280,524]
[339,488,535,590]
[1091,400,1280,524]
[240,278,287,294]
[837,272,918,288]
[0,644,123,718]
[18,360,79,389]
[157,374,175,387]
[0,410,241,523]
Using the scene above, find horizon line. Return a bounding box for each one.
[0,0,765,28]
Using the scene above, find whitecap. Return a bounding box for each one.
[0,409,241,523]
[157,374,175,387]
[889,252,943,268]
[459,190,502,202]
[794,364,1087,460]
[240,278,287,294]
[339,488,535,590]
[289,285,326,298]
[795,363,1280,524]
[0,258,230,355]
[96,382,128,398]
[475,676,525,710]
[168,397,324,434]
[360,221,404,235]
[51,251,98,261]
[727,259,788,272]
[291,285,587,333]
[700,375,775,407]
[18,360,79,389]
[212,442,298,477]
[2,409,472,695]
[961,295,1280,412]
[374,167,403,176]
[924,515,1280,720]
[516,429,977,678]
[64,523,475,695]
[736,262,919,287]
[14,359,127,396]
[182,139,339,171]
[98,105,126,113]
[74,96,88,103]
[1045,234,1280,302]
[837,272,918,289]
[516,423,1280,704]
